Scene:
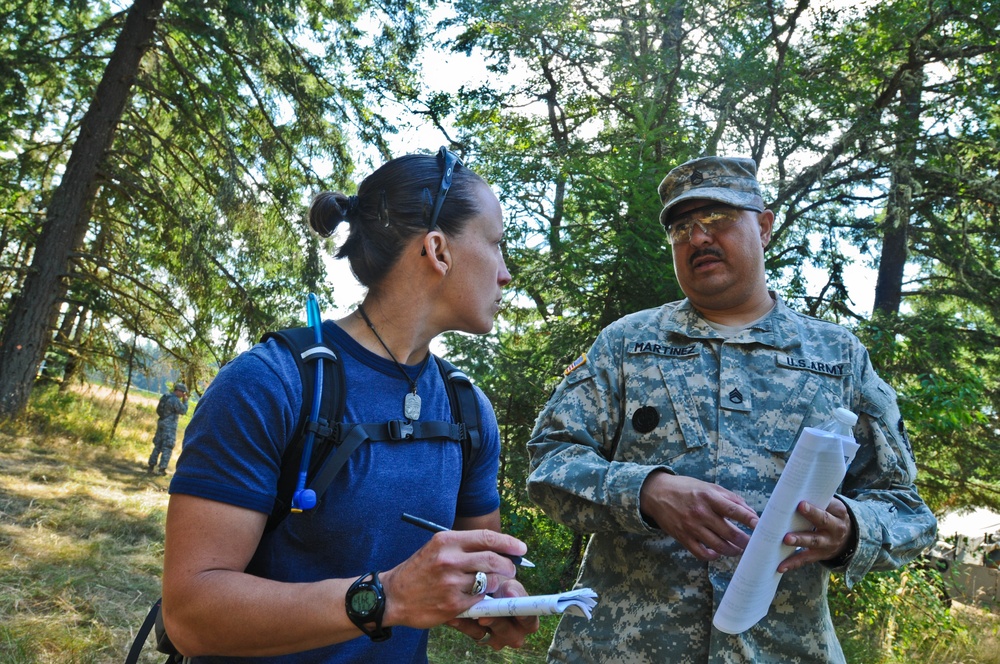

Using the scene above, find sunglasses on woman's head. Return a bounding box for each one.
[426,147,463,232]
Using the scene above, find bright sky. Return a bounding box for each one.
[799,243,878,317]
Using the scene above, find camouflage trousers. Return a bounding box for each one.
[148,424,179,470]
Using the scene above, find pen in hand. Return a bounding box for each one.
[401,512,536,568]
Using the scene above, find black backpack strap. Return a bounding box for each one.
[435,356,483,489]
[125,598,162,664]
[363,419,464,442]
[302,423,370,501]
[260,326,344,533]
[124,597,185,664]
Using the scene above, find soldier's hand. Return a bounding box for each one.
[777,499,853,573]
[639,471,758,561]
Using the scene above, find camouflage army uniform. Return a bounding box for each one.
[149,391,189,471]
[526,295,937,664]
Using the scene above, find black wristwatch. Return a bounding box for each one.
[345,571,391,642]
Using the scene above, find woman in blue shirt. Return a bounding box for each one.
[161,148,536,662]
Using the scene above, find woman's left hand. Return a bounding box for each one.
[446,579,540,650]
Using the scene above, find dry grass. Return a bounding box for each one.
[0,383,177,663]
[948,602,1000,664]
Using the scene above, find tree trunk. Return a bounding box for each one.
[40,302,82,380]
[111,334,139,440]
[59,306,91,393]
[0,0,164,420]
[874,66,924,316]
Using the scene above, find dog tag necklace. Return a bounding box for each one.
[357,304,430,421]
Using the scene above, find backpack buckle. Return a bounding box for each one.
[305,418,335,441]
[388,420,414,440]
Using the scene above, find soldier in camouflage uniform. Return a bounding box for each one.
[148,381,189,475]
[526,156,937,663]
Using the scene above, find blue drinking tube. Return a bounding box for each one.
[290,293,324,512]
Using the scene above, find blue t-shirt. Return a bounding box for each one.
[169,321,501,663]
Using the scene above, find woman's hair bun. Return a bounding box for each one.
[309,191,357,237]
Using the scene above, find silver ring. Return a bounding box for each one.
[470,571,488,595]
[476,631,492,645]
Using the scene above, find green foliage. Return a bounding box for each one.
[0,625,35,664]
[22,383,117,447]
[19,381,182,453]
[1,0,432,405]
[501,501,579,596]
[427,618,556,663]
[857,309,1000,513]
[830,565,971,663]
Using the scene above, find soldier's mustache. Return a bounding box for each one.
[689,248,723,266]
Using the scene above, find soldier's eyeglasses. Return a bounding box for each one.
[666,205,750,245]
[426,146,463,232]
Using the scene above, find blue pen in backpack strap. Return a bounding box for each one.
[291,293,324,512]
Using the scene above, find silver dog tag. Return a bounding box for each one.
[404,392,422,421]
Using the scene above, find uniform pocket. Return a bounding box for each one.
[609,350,709,467]
[657,361,710,454]
[761,363,847,457]
[857,375,892,420]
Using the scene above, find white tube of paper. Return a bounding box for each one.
[713,427,860,634]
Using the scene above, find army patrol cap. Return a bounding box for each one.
[658,156,765,228]
[173,382,188,394]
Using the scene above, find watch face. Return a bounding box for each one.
[350,587,377,615]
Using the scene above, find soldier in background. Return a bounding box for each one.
[148,381,189,476]
[526,156,937,663]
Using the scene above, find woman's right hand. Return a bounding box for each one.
[379,528,526,629]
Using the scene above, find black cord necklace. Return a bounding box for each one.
[357,304,431,421]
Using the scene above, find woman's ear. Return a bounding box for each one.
[421,231,451,276]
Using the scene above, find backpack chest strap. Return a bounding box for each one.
[306,419,466,503]
[359,419,464,443]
